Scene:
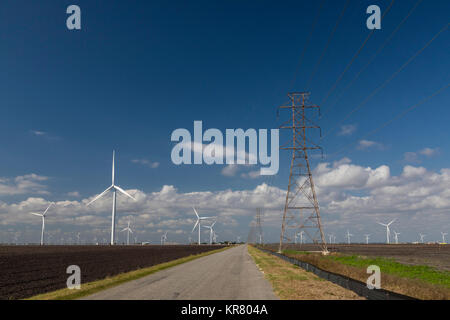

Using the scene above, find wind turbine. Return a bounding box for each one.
[203,220,217,245]
[441,232,448,244]
[120,219,133,245]
[419,233,426,243]
[299,231,304,244]
[328,234,333,244]
[236,236,241,243]
[364,234,370,245]
[29,202,54,245]
[87,151,136,245]
[377,219,396,244]
[346,230,353,244]
[76,232,81,244]
[161,231,168,245]
[393,231,400,244]
[192,208,213,245]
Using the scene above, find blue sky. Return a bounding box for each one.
[0,0,449,244]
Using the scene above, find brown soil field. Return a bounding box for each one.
[269,243,450,271]
[0,244,225,300]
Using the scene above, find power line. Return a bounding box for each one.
[320,0,396,105]
[306,0,351,90]
[289,0,326,91]
[324,0,424,116]
[321,22,449,140]
[325,83,449,159]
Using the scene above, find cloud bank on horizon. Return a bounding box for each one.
[1,157,448,243]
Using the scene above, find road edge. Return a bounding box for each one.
[25,246,233,300]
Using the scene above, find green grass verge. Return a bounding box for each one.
[326,254,450,288]
[283,249,450,288]
[26,246,232,300]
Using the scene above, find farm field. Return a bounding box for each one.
[269,243,450,271]
[0,245,226,300]
[261,243,450,299]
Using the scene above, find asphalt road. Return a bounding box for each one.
[83,245,278,300]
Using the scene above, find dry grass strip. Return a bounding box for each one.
[248,246,364,300]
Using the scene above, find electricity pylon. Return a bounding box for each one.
[256,208,264,245]
[278,92,328,254]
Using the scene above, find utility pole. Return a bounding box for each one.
[278,92,328,254]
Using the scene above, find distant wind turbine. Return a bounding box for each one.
[328,234,333,244]
[87,151,136,245]
[346,230,353,244]
[393,231,400,244]
[192,208,213,244]
[29,202,54,245]
[203,220,217,245]
[161,231,168,245]
[299,231,304,244]
[364,234,370,245]
[441,232,448,244]
[419,233,426,243]
[377,219,396,244]
[121,219,133,245]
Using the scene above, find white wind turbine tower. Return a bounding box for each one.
[161,231,168,245]
[237,236,241,243]
[393,231,400,244]
[192,207,213,245]
[377,219,396,244]
[203,220,217,245]
[29,202,54,246]
[419,233,426,243]
[364,234,370,245]
[328,234,333,244]
[121,219,133,245]
[441,232,448,244]
[76,232,81,244]
[346,230,353,244]
[87,151,136,245]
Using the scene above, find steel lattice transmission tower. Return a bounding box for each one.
[256,208,264,245]
[278,92,328,254]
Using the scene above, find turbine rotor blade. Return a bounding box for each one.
[112,150,115,185]
[192,220,199,233]
[43,202,54,216]
[193,207,199,219]
[87,185,113,206]
[114,186,136,200]
[30,212,43,217]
